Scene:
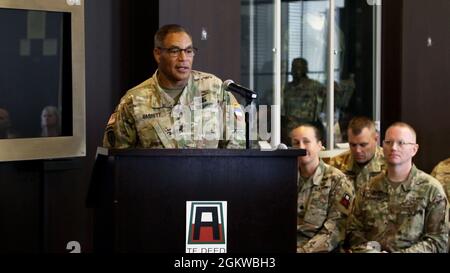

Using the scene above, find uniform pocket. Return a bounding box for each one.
[304,186,331,227]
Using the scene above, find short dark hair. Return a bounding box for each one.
[154,24,192,48]
[347,116,377,136]
[290,122,323,142]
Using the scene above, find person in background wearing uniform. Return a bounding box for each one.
[103,24,245,149]
[283,58,326,144]
[347,122,449,253]
[40,105,61,137]
[328,116,385,192]
[290,124,355,252]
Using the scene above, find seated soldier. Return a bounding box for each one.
[347,122,448,253]
[328,116,385,192]
[291,123,355,252]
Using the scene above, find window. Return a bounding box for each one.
[240,0,381,150]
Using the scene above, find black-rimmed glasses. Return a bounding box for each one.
[157,47,197,57]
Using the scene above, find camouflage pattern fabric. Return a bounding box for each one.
[284,78,326,132]
[347,165,449,253]
[431,157,450,251]
[103,70,245,149]
[432,158,450,200]
[297,160,355,253]
[328,146,385,192]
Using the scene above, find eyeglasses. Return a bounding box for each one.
[383,140,416,148]
[157,47,197,57]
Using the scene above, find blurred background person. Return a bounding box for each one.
[40,105,61,137]
[0,107,18,138]
[283,58,326,145]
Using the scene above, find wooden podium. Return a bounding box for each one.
[88,148,305,253]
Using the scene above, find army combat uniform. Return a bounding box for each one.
[432,158,450,200]
[297,160,355,252]
[328,146,385,192]
[103,70,245,149]
[284,78,326,132]
[431,157,450,251]
[347,165,449,253]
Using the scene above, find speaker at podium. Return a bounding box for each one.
[88,148,305,253]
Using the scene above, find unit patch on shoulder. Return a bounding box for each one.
[340,193,351,209]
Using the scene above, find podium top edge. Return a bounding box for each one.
[98,148,306,158]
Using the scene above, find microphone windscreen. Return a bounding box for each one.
[278,143,288,150]
[366,241,381,252]
[223,79,234,88]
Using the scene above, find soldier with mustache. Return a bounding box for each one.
[103,24,245,149]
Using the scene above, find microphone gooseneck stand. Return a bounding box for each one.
[223,80,257,149]
[244,96,256,149]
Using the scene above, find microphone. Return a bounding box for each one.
[366,241,382,252]
[277,143,288,150]
[223,80,257,100]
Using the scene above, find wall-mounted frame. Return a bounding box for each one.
[0,0,85,161]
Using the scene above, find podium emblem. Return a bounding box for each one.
[186,201,227,253]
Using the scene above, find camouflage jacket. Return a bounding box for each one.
[431,158,450,199]
[103,70,245,149]
[347,165,449,253]
[297,160,355,253]
[283,78,326,131]
[431,157,450,251]
[328,146,385,192]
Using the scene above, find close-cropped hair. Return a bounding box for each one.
[154,24,192,48]
[387,121,417,141]
[347,116,377,135]
[290,122,323,142]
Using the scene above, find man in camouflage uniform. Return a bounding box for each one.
[103,24,245,149]
[347,122,449,253]
[431,157,450,251]
[432,158,450,200]
[291,124,355,252]
[283,58,326,135]
[328,116,385,192]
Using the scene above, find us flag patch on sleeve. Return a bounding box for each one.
[233,107,244,121]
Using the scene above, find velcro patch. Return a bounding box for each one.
[233,105,244,121]
[340,193,351,209]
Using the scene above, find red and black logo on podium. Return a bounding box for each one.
[186,201,227,253]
